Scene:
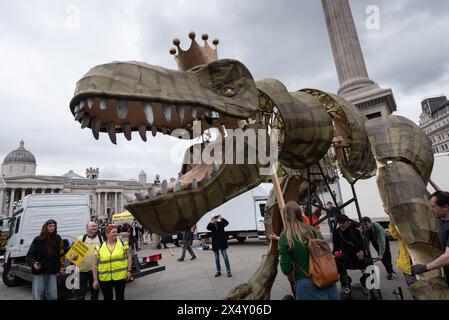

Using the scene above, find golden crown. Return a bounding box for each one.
[169,31,219,71]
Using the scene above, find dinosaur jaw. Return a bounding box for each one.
[125,158,264,235]
[69,59,260,143]
[122,130,266,234]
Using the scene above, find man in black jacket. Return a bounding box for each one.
[332,215,370,299]
[207,215,232,277]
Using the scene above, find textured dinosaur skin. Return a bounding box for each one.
[70,41,449,299]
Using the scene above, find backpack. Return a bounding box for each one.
[296,231,339,288]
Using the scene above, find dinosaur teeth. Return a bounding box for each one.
[80,116,90,129]
[74,104,81,113]
[144,103,154,125]
[123,194,134,202]
[173,181,182,192]
[204,172,211,181]
[107,122,117,145]
[74,111,84,121]
[162,104,172,122]
[191,107,197,119]
[162,127,168,135]
[100,99,108,110]
[117,101,128,119]
[211,111,220,118]
[80,100,86,110]
[87,98,94,109]
[161,180,168,194]
[134,193,145,201]
[191,179,198,189]
[122,124,132,141]
[151,126,157,137]
[148,187,156,198]
[91,118,101,140]
[137,124,147,142]
[176,106,185,125]
[212,161,220,173]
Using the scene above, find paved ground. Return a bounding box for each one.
[0,234,412,300]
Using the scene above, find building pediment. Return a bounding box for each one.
[4,176,60,184]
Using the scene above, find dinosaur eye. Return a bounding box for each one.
[220,86,236,97]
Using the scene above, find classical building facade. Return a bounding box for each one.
[419,96,449,154]
[0,141,158,218]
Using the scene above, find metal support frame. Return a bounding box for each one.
[301,156,383,300]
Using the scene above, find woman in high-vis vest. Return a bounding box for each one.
[92,224,132,300]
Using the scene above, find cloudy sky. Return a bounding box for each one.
[1,0,448,182]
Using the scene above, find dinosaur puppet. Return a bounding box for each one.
[69,32,449,300]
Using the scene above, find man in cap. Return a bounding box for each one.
[332,215,370,299]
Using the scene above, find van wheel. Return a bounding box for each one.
[2,265,23,287]
[236,237,246,243]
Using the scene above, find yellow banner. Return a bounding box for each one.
[65,240,90,266]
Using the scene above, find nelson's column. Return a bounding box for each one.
[322,0,396,118]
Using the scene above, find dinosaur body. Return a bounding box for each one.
[70,33,449,299]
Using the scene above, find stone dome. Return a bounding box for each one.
[2,141,36,165]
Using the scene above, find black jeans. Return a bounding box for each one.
[77,271,99,300]
[180,241,195,260]
[130,236,139,251]
[99,279,126,300]
[335,254,370,287]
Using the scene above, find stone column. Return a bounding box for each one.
[9,188,15,217]
[104,192,108,217]
[120,193,124,212]
[21,189,25,200]
[97,193,101,218]
[321,0,374,94]
[32,188,36,194]
[114,192,118,213]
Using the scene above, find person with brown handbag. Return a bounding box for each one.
[279,201,340,300]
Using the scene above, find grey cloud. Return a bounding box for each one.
[1,0,449,181]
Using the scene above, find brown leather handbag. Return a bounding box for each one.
[297,239,340,288]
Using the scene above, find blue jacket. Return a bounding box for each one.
[369,221,387,257]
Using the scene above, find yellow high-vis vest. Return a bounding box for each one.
[96,241,129,281]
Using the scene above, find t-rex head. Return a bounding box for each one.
[69,33,371,235]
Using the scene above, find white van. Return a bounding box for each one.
[2,193,91,297]
[196,183,270,243]
[333,151,449,236]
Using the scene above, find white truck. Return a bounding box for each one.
[335,151,449,229]
[2,193,165,298]
[196,183,271,243]
[2,193,91,298]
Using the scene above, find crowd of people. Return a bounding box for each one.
[271,189,449,301]
[25,217,152,300]
[23,188,449,301]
